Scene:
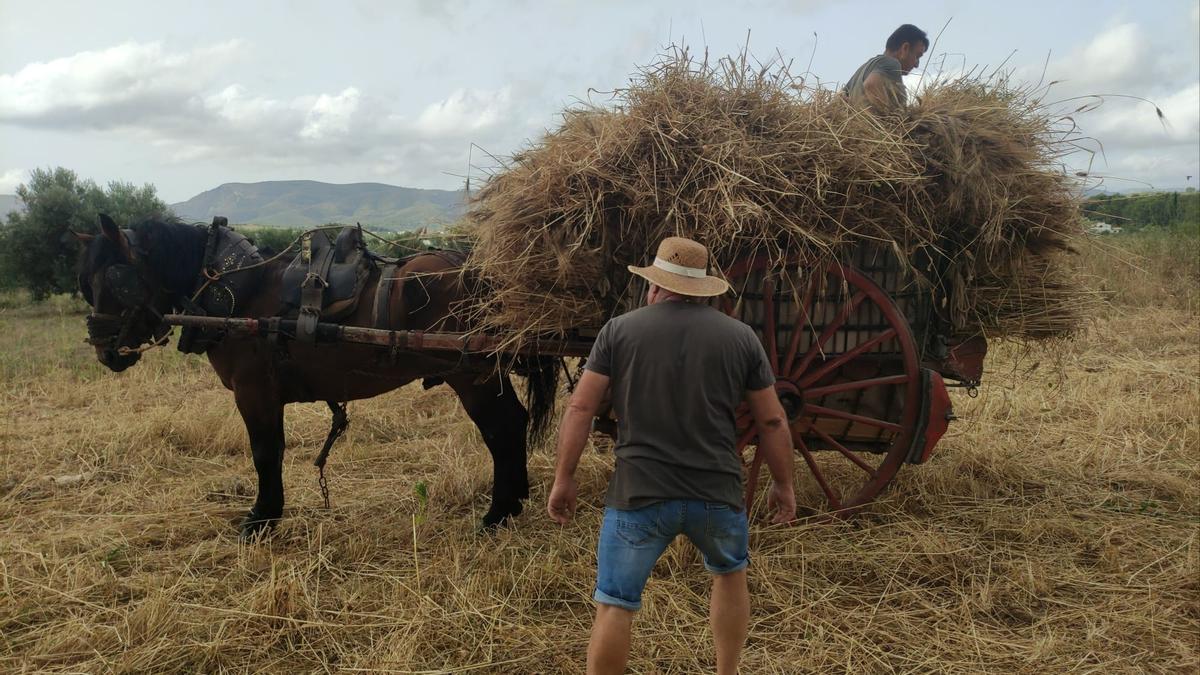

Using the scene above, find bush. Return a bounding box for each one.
[0,168,171,299]
[236,224,472,259]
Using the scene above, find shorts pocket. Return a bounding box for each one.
[706,504,746,539]
[614,508,659,547]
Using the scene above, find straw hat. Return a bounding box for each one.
[627,236,730,297]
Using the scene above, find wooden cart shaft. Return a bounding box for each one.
[161,314,595,358]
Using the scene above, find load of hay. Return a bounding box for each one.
[461,49,1090,351]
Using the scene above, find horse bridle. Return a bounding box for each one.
[85,231,172,355]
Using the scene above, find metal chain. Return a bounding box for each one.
[318,465,330,509]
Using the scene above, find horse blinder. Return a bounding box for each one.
[104,264,147,308]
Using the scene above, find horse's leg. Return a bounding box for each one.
[235,386,287,539]
[446,373,530,528]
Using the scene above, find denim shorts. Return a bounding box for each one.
[593,500,749,611]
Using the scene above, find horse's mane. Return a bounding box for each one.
[129,217,209,294]
[80,216,207,294]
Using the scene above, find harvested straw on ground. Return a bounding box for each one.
[462,49,1090,348]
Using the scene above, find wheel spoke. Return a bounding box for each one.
[724,256,923,518]
[811,426,878,477]
[803,373,909,399]
[803,404,903,433]
[796,328,900,389]
[762,277,778,372]
[735,402,752,430]
[743,442,765,511]
[795,435,841,509]
[790,290,866,380]
[735,426,757,465]
[781,275,817,375]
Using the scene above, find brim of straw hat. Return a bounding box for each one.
[627,263,731,297]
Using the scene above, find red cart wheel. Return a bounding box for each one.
[722,256,922,518]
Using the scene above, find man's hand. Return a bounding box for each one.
[767,480,796,525]
[548,370,609,526]
[746,386,796,524]
[547,476,578,525]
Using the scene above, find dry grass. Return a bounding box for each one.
[0,234,1196,673]
[1076,230,1200,313]
[462,49,1092,352]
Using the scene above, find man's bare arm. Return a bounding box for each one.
[746,386,796,523]
[862,71,895,109]
[547,369,610,524]
[553,370,609,480]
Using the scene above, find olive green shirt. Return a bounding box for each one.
[843,54,906,107]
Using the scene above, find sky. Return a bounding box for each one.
[1,0,1197,203]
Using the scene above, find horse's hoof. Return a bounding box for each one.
[480,500,524,530]
[239,512,278,541]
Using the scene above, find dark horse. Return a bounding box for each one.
[76,214,557,538]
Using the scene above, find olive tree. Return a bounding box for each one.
[0,168,171,299]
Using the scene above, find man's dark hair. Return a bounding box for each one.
[886,24,929,51]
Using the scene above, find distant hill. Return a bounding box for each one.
[171,180,466,229]
[0,194,22,216]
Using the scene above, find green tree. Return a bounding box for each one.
[237,226,305,254]
[1083,191,1200,235]
[0,168,172,299]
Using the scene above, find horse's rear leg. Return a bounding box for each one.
[235,388,286,539]
[447,374,530,528]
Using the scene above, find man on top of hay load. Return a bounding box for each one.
[844,23,929,109]
[547,236,797,675]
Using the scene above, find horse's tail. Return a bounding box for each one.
[521,356,560,446]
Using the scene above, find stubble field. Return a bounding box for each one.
[0,234,1197,673]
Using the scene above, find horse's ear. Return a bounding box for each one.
[98,213,122,242]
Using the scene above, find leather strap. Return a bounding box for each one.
[297,242,336,343]
[372,263,399,329]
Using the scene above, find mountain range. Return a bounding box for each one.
[170,180,467,229]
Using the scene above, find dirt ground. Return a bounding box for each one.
[1,242,1197,673]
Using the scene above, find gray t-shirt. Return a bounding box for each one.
[585,301,775,510]
[843,54,906,107]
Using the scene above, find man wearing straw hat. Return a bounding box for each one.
[844,23,929,109]
[547,236,796,675]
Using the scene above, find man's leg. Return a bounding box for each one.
[589,504,676,674]
[684,501,751,675]
[588,604,635,675]
[710,569,750,675]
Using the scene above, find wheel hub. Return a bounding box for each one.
[774,379,804,421]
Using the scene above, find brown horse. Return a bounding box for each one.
[76,214,557,539]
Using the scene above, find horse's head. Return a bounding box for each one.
[76,214,173,372]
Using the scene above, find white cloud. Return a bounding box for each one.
[203,85,289,129]
[1008,22,1189,103]
[300,88,361,140]
[415,87,513,136]
[1057,23,1146,87]
[1081,83,1200,149]
[0,40,242,126]
[0,168,26,193]
[1005,21,1200,189]
[0,39,539,185]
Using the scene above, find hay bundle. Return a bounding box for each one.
[462,49,1089,349]
[907,81,1090,339]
